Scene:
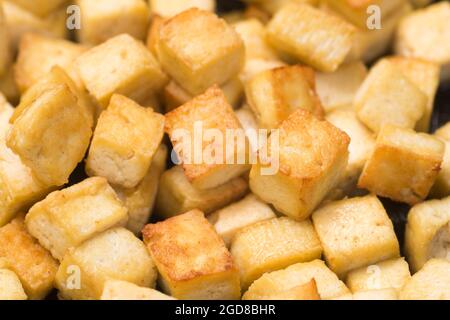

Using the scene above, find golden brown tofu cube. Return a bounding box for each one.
[404,197,450,273]
[0,4,10,78]
[400,259,450,300]
[358,125,445,205]
[155,166,249,218]
[114,145,167,235]
[345,258,411,293]
[6,67,94,187]
[76,0,149,45]
[231,217,322,290]
[165,86,250,190]
[56,227,156,300]
[208,194,276,247]
[352,288,398,300]
[0,216,58,300]
[312,195,400,277]
[243,260,350,300]
[6,0,67,18]
[0,268,27,300]
[395,2,450,82]
[431,124,450,198]
[246,279,321,300]
[250,109,350,220]
[14,33,88,93]
[26,177,129,261]
[239,58,286,85]
[101,280,175,300]
[267,3,355,72]
[245,65,324,130]
[354,60,427,134]
[157,9,245,95]
[142,210,241,300]
[150,0,215,18]
[76,34,168,109]
[86,95,165,188]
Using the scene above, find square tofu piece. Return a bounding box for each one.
[165,86,250,190]
[56,228,156,300]
[0,4,10,77]
[312,195,400,277]
[395,2,450,82]
[400,259,450,300]
[245,65,324,130]
[7,67,93,187]
[354,60,427,134]
[267,3,355,72]
[155,166,248,218]
[157,9,245,95]
[431,124,450,198]
[5,0,67,18]
[150,0,215,18]
[142,210,241,300]
[208,194,276,247]
[231,217,323,290]
[14,33,88,93]
[86,95,165,188]
[243,260,351,300]
[25,177,129,261]
[345,258,411,292]
[404,197,450,273]
[0,268,27,300]
[76,0,149,45]
[101,280,175,300]
[76,34,168,109]
[0,216,58,300]
[249,109,350,220]
[358,125,445,205]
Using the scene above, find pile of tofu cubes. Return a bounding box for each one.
[0,0,449,300]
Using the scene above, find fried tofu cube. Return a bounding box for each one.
[114,145,167,235]
[155,166,249,218]
[345,258,411,292]
[149,0,215,18]
[316,62,368,113]
[354,60,427,134]
[239,58,286,84]
[246,279,321,300]
[431,124,450,198]
[352,288,398,300]
[250,109,350,220]
[5,0,67,18]
[243,260,351,300]
[0,4,10,77]
[101,280,175,300]
[267,3,355,72]
[231,217,322,290]
[56,227,156,300]
[358,125,445,205]
[0,268,27,300]
[86,95,164,188]
[157,9,245,95]
[76,0,149,45]
[142,210,241,300]
[400,259,450,300]
[0,216,58,299]
[14,33,88,93]
[245,65,324,130]
[76,34,168,109]
[404,197,450,273]
[6,67,94,187]
[26,177,129,261]
[208,194,276,247]
[312,195,400,277]
[395,2,450,82]
[165,86,250,190]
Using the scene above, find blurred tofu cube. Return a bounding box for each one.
[245,65,324,130]
[245,279,321,300]
[354,60,427,134]
[142,210,241,300]
[243,260,350,300]
[76,0,149,45]
[155,166,248,218]
[249,109,350,220]
[76,34,168,109]
[5,0,68,18]
[358,125,445,205]
[157,9,245,95]
[0,216,58,300]
[56,228,157,300]
[101,280,175,300]
[431,123,450,198]
[0,4,11,77]
[231,217,322,290]
[267,3,355,72]
[404,196,450,273]
[312,195,400,277]
[149,0,215,18]
[26,177,129,260]
[239,58,286,84]
[352,288,398,300]
[0,268,27,300]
